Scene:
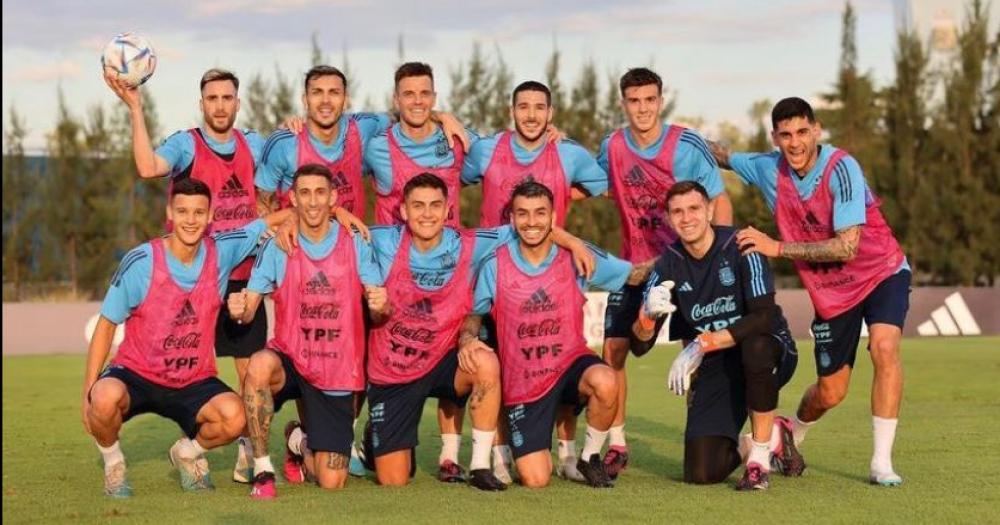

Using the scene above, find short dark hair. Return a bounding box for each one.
[171,177,212,203]
[403,173,448,199]
[771,97,816,128]
[200,68,239,92]
[511,80,551,106]
[665,180,710,205]
[619,67,662,96]
[510,181,554,206]
[293,163,333,188]
[304,65,347,92]
[395,62,434,90]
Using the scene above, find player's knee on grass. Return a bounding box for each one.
[684,436,741,485]
[516,455,552,488]
[315,452,349,490]
[602,338,630,370]
[742,335,781,412]
[375,451,411,487]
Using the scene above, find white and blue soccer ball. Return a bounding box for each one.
[101,32,156,87]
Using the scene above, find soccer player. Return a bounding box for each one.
[360,173,594,489]
[460,181,651,489]
[81,178,293,498]
[631,181,801,490]
[365,62,475,227]
[105,68,269,482]
[256,65,470,215]
[709,97,909,486]
[597,67,733,478]
[226,163,384,499]
[462,80,607,227]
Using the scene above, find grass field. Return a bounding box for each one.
[3,337,999,524]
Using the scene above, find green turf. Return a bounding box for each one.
[4,337,1000,524]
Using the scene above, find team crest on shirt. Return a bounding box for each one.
[718,264,736,287]
[435,138,450,157]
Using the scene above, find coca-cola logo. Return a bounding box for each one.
[690,296,737,322]
[162,331,201,351]
[214,203,255,222]
[300,303,340,320]
[389,322,436,344]
[517,319,561,339]
[625,194,661,211]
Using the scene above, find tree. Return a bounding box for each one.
[310,31,325,66]
[2,106,35,299]
[270,65,297,131]
[244,73,275,134]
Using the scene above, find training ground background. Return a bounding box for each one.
[3,337,999,524]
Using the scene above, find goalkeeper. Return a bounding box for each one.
[630,181,800,490]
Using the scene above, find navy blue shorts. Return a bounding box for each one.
[603,284,645,340]
[95,364,233,439]
[811,270,911,377]
[215,279,267,359]
[366,351,467,457]
[271,351,356,455]
[685,331,797,442]
[506,354,606,459]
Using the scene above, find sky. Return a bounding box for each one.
[0,0,978,151]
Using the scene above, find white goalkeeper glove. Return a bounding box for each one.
[667,339,704,396]
[643,280,677,319]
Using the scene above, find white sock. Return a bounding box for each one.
[492,445,513,465]
[581,426,609,459]
[768,422,782,452]
[176,438,206,459]
[748,439,771,471]
[792,415,815,447]
[608,425,626,449]
[439,433,461,465]
[254,455,275,474]
[97,441,125,472]
[871,416,898,473]
[287,426,305,456]
[557,439,577,463]
[470,429,496,471]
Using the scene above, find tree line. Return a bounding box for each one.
[3,1,997,300]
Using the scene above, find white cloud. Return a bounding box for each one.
[8,60,83,83]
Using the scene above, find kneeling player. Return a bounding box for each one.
[228,164,385,499]
[82,178,293,497]
[461,182,651,489]
[632,181,801,490]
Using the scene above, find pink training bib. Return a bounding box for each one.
[493,245,592,405]
[775,149,905,319]
[368,229,475,385]
[375,129,464,228]
[479,131,569,228]
[268,226,366,391]
[113,237,222,388]
[607,126,684,263]
[277,122,365,217]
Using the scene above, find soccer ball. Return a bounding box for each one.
[101,32,156,87]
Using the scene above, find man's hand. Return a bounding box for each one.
[545,124,566,143]
[643,280,677,319]
[364,286,389,316]
[736,226,781,258]
[333,206,370,241]
[667,340,704,396]
[458,339,492,375]
[275,217,299,253]
[227,289,250,322]
[567,240,595,281]
[80,386,93,434]
[103,72,142,111]
[281,116,306,134]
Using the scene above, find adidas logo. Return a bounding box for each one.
[623,165,647,187]
[678,282,694,293]
[405,298,434,320]
[219,173,249,198]
[172,299,198,327]
[520,288,557,314]
[305,271,334,295]
[916,292,982,336]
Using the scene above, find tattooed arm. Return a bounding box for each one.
[706,140,732,170]
[256,189,278,216]
[626,259,655,286]
[736,225,861,262]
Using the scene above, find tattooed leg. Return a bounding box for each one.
[314,451,349,489]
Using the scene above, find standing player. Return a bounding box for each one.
[104,68,268,483]
[710,97,909,486]
[462,80,607,227]
[256,65,470,215]
[82,178,293,497]
[631,181,801,490]
[460,182,651,489]
[597,67,733,478]
[227,164,384,499]
[362,174,594,488]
